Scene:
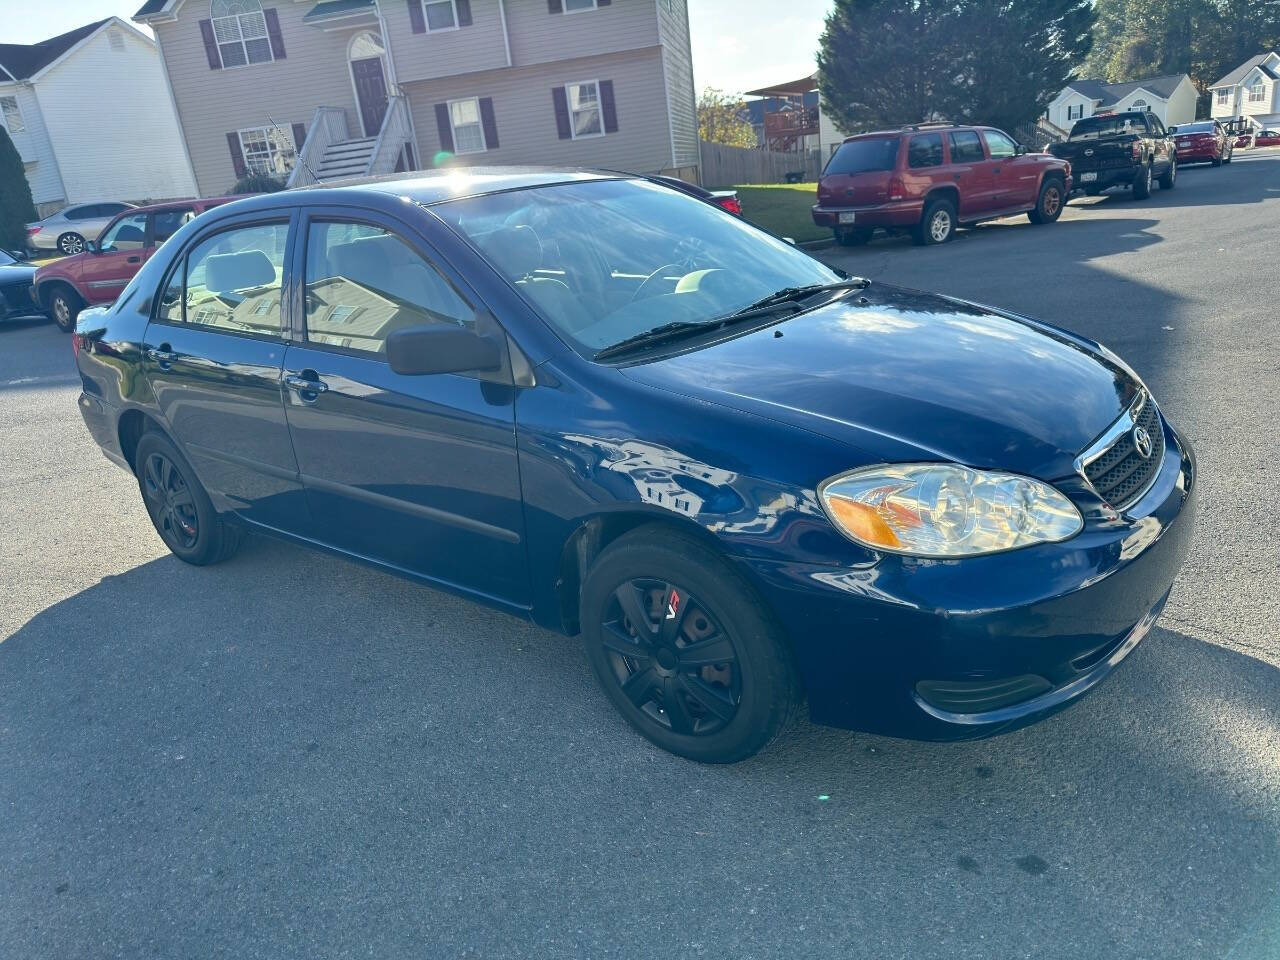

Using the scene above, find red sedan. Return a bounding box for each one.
[1256,130,1280,147]
[34,197,234,331]
[1172,121,1233,166]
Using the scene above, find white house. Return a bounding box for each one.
[0,18,197,217]
[1209,52,1280,131]
[1045,74,1197,134]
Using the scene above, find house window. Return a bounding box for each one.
[0,96,24,134]
[1216,89,1230,106]
[567,80,603,137]
[1249,81,1266,103]
[423,0,458,30]
[210,0,273,68]
[448,98,487,153]
[1067,104,1084,121]
[564,0,598,11]
[238,126,297,176]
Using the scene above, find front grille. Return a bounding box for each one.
[1082,396,1165,510]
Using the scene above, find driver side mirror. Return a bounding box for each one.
[386,325,503,376]
[1014,143,1029,155]
[1167,126,1178,134]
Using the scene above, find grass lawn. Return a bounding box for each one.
[734,183,828,243]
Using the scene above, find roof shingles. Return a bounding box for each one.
[1065,73,1188,106]
[0,19,109,81]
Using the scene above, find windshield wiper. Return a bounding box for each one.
[593,278,870,362]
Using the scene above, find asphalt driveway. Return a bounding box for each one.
[1,154,1277,960]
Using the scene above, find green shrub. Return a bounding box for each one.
[0,127,37,250]
[232,172,287,195]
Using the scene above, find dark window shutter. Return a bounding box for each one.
[227,132,247,179]
[600,80,618,133]
[547,0,563,12]
[434,103,455,153]
[199,19,222,70]
[263,8,286,59]
[478,97,499,149]
[457,0,473,26]
[552,86,571,139]
[408,0,426,32]
[291,123,307,152]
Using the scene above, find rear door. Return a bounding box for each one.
[945,129,996,217]
[142,211,310,532]
[80,211,149,304]
[279,208,529,607]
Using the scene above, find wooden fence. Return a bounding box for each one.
[700,140,823,187]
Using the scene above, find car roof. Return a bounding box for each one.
[104,196,238,216]
[840,124,992,142]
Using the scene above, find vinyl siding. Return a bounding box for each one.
[505,0,658,67]
[1210,87,1240,120]
[656,0,696,169]
[405,46,674,173]
[34,25,197,203]
[1164,79,1198,126]
[154,2,363,195]
[383,0,509,83]
[1049,91,1095,132]
[0,83,65,207]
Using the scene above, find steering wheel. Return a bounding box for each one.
[631,263,690,303]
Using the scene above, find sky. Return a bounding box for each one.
[0,0,833,96]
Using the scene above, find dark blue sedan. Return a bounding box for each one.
[72,170,1196,763]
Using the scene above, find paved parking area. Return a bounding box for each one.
[1,155,1277,960]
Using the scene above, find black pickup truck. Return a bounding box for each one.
[1049,111,1176,199]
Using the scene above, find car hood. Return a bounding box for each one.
[0,262,36,285]
[618,284,1140,480]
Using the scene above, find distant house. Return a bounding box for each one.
[132,0,700,195]
[1209,52,1280,132]
[1045,74,1197,134]
[0,18,196,217]
[742,75,844,158]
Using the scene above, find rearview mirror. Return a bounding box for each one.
[386,325,502,376]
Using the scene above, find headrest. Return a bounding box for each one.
[482,225,541,279]
[203,250,275,294]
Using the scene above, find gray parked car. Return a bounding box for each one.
[26,201,136,255]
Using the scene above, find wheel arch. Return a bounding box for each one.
[922,185,960,210]
[35,277,83,309]
[116,408,168,472]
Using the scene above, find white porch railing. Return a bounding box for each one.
[368,96,413,177]
[287,106,349,188]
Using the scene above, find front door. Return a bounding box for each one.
[142,215,310,532]
[351,57,388,137]
[280,213,529,607]
[982,129,1038,208]
[81,211,149,303]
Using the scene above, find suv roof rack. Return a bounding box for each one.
[903,121,962,130]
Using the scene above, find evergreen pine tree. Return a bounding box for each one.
[0,127,37,251]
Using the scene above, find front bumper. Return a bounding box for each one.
[740,421,1197,741]
[812,200,924,230]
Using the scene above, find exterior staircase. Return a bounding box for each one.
[313,137,377,180]
[287,97,415,188]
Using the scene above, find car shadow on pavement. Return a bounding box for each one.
[1,534,1277,958]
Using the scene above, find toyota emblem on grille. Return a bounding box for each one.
[1132,425,1153,459]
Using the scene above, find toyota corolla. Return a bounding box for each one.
[72,170,1196,763]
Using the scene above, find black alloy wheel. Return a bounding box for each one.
[601,578,742,737]
[142,451,200,551]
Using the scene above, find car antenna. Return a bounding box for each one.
[266,113,323,186]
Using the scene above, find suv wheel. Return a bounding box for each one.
[913,197,956,245]
[835,226,874,246]
[47,285,82,333]
[56,232,86,255]
[1028,177,1065,224]
[1133,162,1153,200]
[1158,156,1177,190]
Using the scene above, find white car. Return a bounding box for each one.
[26,201,136,255]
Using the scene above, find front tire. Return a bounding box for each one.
[135,431,242,566]
[56,232,85,255]
[1027,177,1065,224]
[913,196,957,245]
[1158,156,1177,190]
[1132,161,1153,200]
[580,527,799,763]
[46,285,81,333]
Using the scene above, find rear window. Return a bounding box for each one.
[1177,122,1215,134]
[824,137,900,176]
[1068,115,1147,139]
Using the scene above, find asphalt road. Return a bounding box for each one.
[2,154,1278,960]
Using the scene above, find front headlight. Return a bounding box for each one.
[819,464,1083,557]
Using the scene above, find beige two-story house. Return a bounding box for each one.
[133,0,699,195]
[1210,52,1280,133]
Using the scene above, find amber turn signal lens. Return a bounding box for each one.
[824,496,902,549]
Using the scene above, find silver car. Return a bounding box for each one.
[26,201,136,255]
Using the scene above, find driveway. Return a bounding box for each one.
[1,155,1277,960]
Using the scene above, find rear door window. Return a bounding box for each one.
[907,133,944,168]
[947,130,985,162]
[824,137,900,175]
[151,208,195,247]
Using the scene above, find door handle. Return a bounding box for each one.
[284,373,329,398]
[127,256,141,264]
[147,345,177,367]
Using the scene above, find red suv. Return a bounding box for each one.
[1171,120,1233,166]
[35,196,234,331]
[812,124,1072,246]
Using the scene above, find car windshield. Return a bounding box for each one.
[435,178,842,356]
[0,249,15,266]
[1069,115,1145,139]
[824,137,900,175]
